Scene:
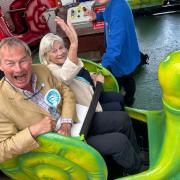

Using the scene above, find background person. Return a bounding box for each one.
[85,0,141,106]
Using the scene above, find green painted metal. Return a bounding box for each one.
[127,0,164,9]
[119,51,180,179]
[82,58,119,92]
[0,133,107,179]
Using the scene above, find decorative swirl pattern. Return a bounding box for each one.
[0,133,107,179]
[25,0,57,33]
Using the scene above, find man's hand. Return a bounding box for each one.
[29,117,56,138]
[84,9,96,21]
[57,123,71,136]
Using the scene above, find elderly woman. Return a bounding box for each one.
[39,16,124,112]
[38,16,142,177]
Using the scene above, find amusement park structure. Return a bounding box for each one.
[0,0,179,46]
[0,0,59,45]
[0,0,180,179]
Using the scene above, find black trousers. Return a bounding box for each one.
[105,66,136,106]
[86,111,141,174]
[99,91,124,111]
[116,73,136,106]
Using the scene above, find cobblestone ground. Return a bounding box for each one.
[134,13,180,110]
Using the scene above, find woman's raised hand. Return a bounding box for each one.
[54,16,78,64]
[54,16,78,48]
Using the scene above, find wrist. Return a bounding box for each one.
[70,44,78,50]
[29,126,38,138]
[60,123,72,130]
[61,123,72,127]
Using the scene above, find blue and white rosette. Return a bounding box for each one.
[44,89,61,121]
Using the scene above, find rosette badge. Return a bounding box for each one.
[44,89,61,109]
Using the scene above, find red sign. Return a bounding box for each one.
[93,5,105,29]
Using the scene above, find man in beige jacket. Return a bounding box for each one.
[0,37,77,163]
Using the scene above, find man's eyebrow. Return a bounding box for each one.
[4,56,28,62]
[4,59,14,62]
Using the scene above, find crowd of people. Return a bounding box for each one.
[0,0,148,179]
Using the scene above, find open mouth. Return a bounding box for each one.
[13,73,27,83]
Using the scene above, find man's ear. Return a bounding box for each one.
[0,54,3,71]
[0,62,4,72]
[29,57,33,64]
[0,64,3,71]
[0,63,4,79]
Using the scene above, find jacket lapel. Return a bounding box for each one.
[4,79,50,116]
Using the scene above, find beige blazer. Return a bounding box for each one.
[0,64,77,163]
[48,59,103,112]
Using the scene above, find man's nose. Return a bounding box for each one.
[14,63,22,72]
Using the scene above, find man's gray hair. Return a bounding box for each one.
[0,37,31,57]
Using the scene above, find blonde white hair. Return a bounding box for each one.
[39,33,64,65]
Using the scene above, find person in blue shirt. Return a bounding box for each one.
[85,0,141,106]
